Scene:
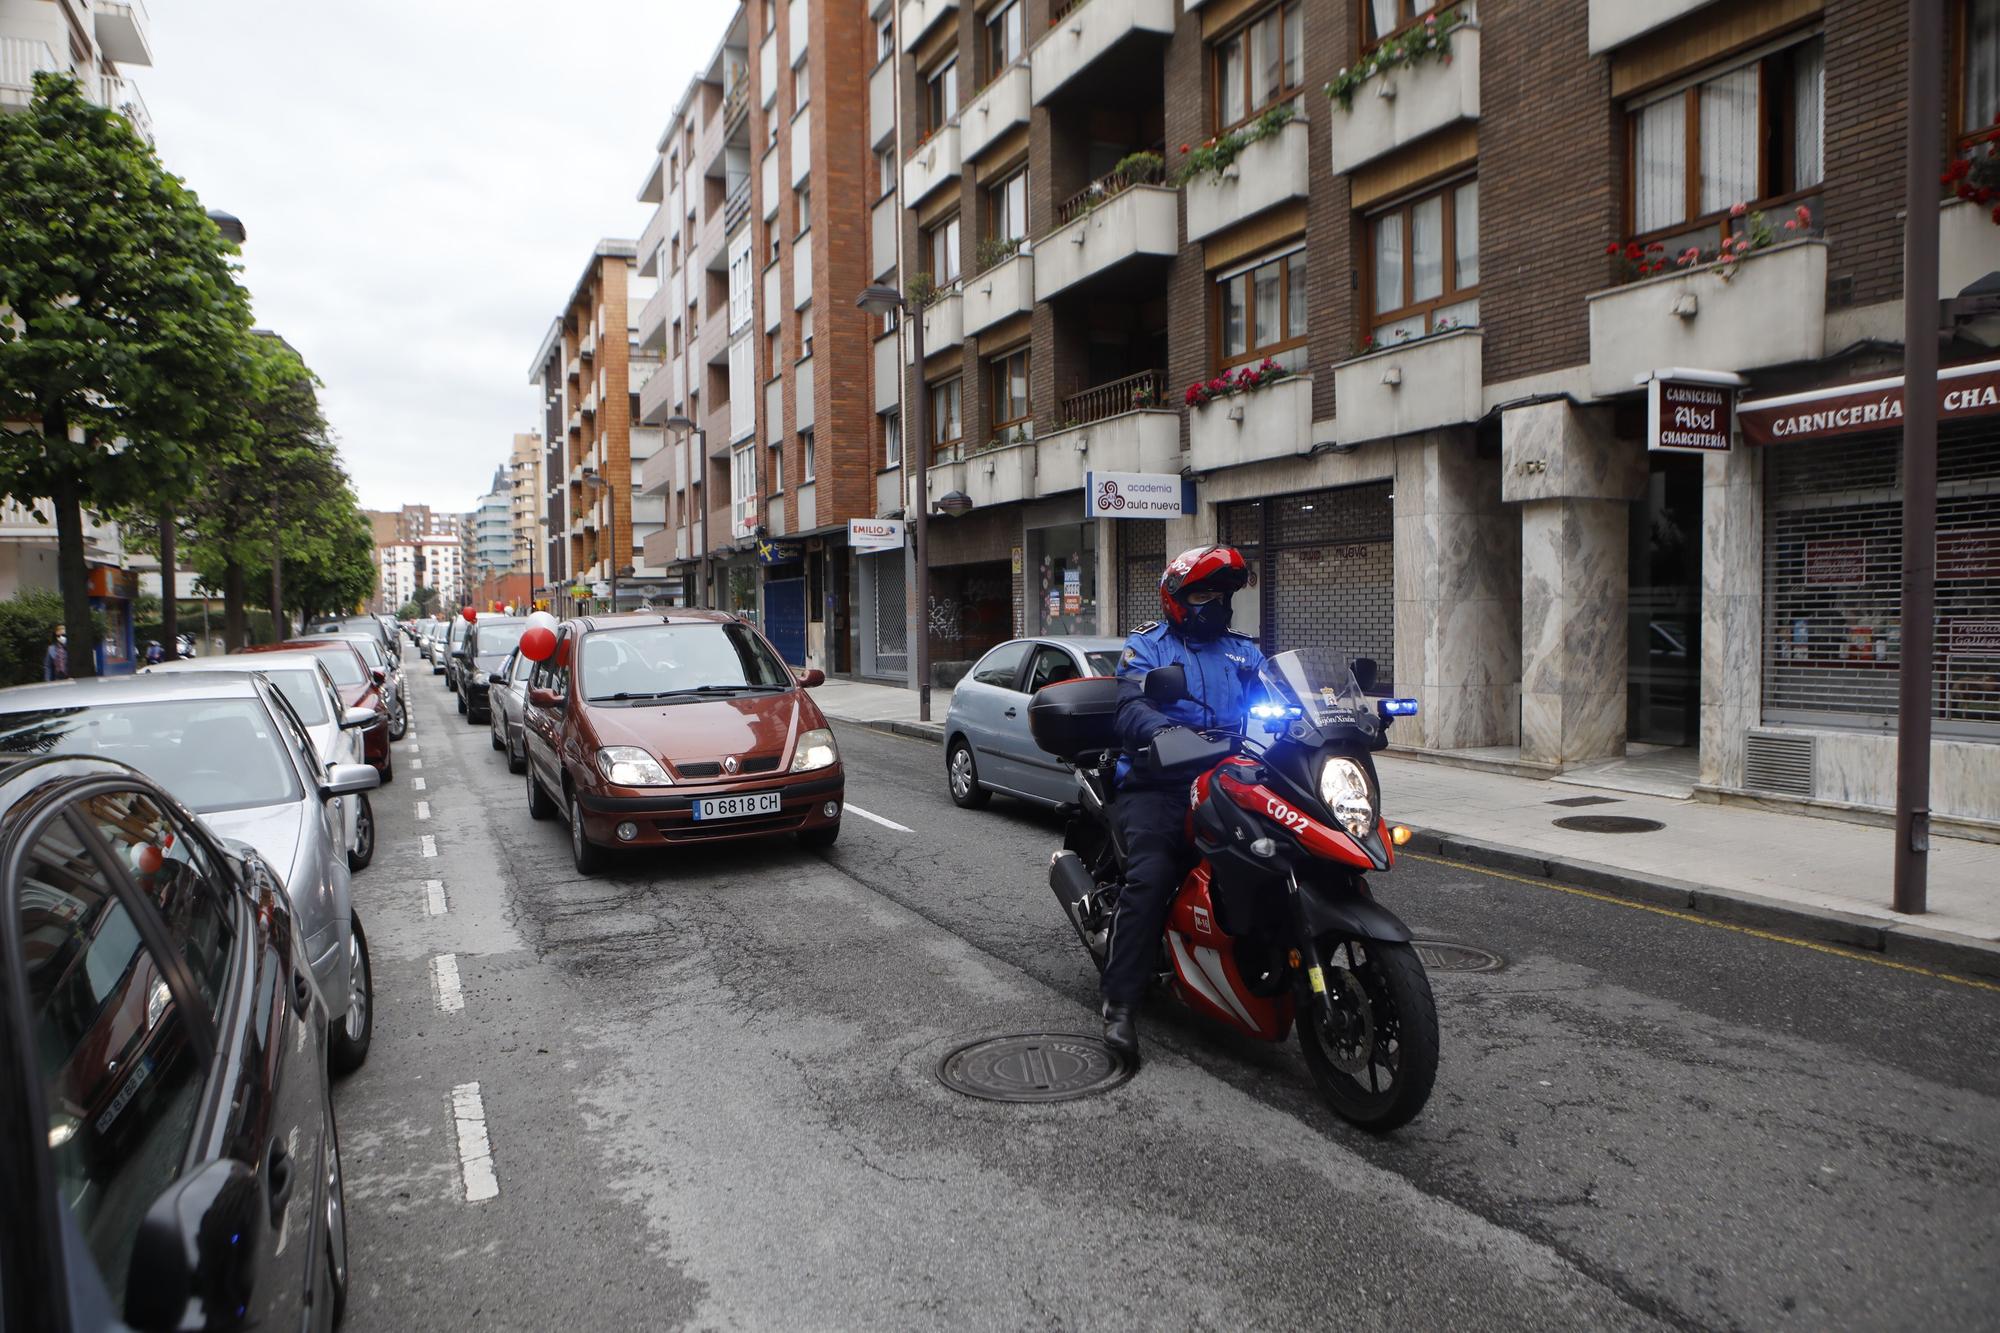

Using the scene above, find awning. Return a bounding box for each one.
[1737,357,2000,445]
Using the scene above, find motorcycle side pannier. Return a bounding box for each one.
[1028,676,1122,760]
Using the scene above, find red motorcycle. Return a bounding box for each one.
[1032,648,1438,1132]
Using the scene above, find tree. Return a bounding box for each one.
[0,73,253,676]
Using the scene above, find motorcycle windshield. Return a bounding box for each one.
[1255,649,1374,738]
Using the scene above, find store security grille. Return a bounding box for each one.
[1762,429,2000,737]
[1221,482,1395,690]
[1118,522,1165,634]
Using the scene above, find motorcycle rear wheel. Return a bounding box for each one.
[1296,937,1437,1133]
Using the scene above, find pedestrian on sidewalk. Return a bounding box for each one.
[42,626,68,681]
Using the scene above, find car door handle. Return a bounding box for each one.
[1004,707,1017,718]
[267,1138,294,1222]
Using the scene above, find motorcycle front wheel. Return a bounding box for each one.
[1296,937,1437,1133]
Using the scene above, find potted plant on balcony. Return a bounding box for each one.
[1325,8,1467,111]
[975,234,1024,275]
[1183,357,1293,409]
[1173,105,1296,186]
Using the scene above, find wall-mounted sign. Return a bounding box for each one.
[1738,357,2000,444]
[756,539,803,565]
[847,517,905,553]
[1085,471,1195,519]
[1648,378,1734,453]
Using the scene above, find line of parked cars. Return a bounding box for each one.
[408,609,846,878]
[0,612,412,1330]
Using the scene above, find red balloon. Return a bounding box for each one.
[519,625,556,661]
[461,607,476,622]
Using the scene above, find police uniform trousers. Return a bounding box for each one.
[1103,785,1196,1006]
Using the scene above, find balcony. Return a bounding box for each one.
[929,439,1036,510]
[638,353,675,423]
[636,283,670,351]
[1589,0,1720,54]
[565,352,580,382]
[961,64,1031,163]
[724,72,750,132]
[100,73,151,142]
[964,251,1034,336]
[639,447,675,496]
[94,0,152,67]
[1328,24,1480,176]
[1190,372,1313,469]
[903,125,961,207]
[1184,118,1308,241]
[1333,327,1483,444]
[1035,183,1178,301]
[1036,408,1179,495]
[1586,239,1826,397]
[872,194,899,280]
[909,289,964,361]
[724,175,753,235]
[638,203,669,277]
[1032,0,1174,105]
[0,38,60,110]
[899,0,959,54]
[567,410,582,435]
[874,332,902,410]
[870,58,897,150]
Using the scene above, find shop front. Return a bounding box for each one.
[87,564,138,675]
[924,505,1018,687]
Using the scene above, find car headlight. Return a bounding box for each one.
[790,727,838,773]
[596,746,673,786]
[1318,756,1375,840]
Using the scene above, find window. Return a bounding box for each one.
[79,790,234,1012]
[731,440,758,526]
[883,410,902,467]
[971,640,1030,688]
[766,327,780,371]
[1213,1,1304,132]
[769,436,784,493]
[764,0,774,34]
[1216,245,1309,369]
[799,303,814,353]
[768,224,781,262]
[985,0,1024,79]
[930,376,963,457]
[878,146,897,197]
[1027,645,1082,693]
[879,17,895,60]
[1364,1,1445,47]
[1962,0,2000,148]
[926,56,958,133]
[796,182,812,232]
[984,167,1028,251]
[802,429,816,482]
[925,214,961,284]
[793,59,810,111]
[668,152,679,187]
[988,347,1030,437]
[20,811,206,1298]
[1368,178,1478,342]
[1627,35,1824,246]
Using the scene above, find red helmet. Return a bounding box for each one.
[1159,545,1250,627]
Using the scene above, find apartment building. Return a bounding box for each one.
[375,542,418,615]
[417,535,463,610]
[0,0,152,141]
[472,470,513,577]
[634,0,903,674]
[507,432,545,584]
[876,0,1999,829]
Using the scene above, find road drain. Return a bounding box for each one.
[937,1033,1135,1103]
[1411,941,1505,973]
[1552,814,1667,834]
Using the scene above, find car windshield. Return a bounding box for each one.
[1084,652,1119,677]
[339,636,385,669]
[474,625,525,662]
[306,647,365,687]
[264,669,330,726]
[580,623,793,701]
[0,699,302,812]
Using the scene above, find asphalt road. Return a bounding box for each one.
[333,675,2000,1331]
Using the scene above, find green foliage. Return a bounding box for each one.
[136,602,277,650]
[1109,151,1163,185]
[975,234,1024,274]
[907,272,940,309]
[1326,8,1467,111]
[0,590,105,687]
[1173,105,1296,185]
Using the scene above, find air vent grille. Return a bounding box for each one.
[1743,732,1814,797]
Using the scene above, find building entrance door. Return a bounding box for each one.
[1628,454,1703,746]
[765,577,806,666]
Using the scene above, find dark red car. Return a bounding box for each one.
[243,639,394,781]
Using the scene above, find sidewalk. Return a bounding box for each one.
[817,676,2000,980]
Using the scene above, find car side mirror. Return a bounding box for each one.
[527,687,560,708]
[369,667,387,685]
[321,762,380,798]
[1143,664,1188,705]
[1350,657,1380,694]
[123,1158,261,1331]
[339,707,378,731]
[491,667,508,685]
[796,668,825,688]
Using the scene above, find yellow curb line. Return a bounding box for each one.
[1410,852,2000,996]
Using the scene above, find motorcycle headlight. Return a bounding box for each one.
[1318,756,1375,840]
[790,728,838,773]
[596,746,673,786]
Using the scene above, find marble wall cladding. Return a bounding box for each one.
[1698,446,1762,789]
[1520,496,1629,766]
[1500,401,1646,505]
[1392,431,1520,750]
[1805,730,2000,823]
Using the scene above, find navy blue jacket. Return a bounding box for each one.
[1114,621,1265,787]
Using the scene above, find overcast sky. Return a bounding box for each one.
[143,0,736,514]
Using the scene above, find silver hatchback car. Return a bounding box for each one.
[943,636,1125,809]
[0,672,382,1072]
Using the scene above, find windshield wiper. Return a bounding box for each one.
[591,684,778,703]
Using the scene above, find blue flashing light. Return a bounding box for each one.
[1379,697,1419,717]
[1249,702,1302,721]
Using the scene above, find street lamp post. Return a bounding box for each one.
[664,414,707,607]
[856,282,930,721]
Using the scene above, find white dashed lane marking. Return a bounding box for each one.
[413,777,426,791]
[431,953,465,1012]
[846,804,913,833]
[450,1082,499,1203]
[423,879,447,916]
[412,758,423,771]
[415,800,431,821]
[420,835,437,857]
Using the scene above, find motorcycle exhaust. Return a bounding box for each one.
[1049,850,1094,908]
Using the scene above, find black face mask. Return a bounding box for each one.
[1180,595,1232,641]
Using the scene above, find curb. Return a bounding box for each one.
[1404,828,2000,984]
[828,713,946,745]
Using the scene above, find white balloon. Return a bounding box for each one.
[525,610,558,633]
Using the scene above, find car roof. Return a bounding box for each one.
[0,672,264,708]
[1008,636,1127,653]
[568,609,740,632]
[0,754,160,826]
[246,638,365,657]
[145,653,329,675]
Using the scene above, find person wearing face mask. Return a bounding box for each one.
[1099,544,1264,1058]
[42,626,68,681]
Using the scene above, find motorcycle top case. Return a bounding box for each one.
[1028,676,1121,760]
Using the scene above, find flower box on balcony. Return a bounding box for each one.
[1190,373,1313,472]
[903,124,962,207]
[1941,196,2000,301]
[1184,118,1310,242]
[1032,0,1176,106]
[908,290,965,362]
[1036,410,1180,494]
[965,253,1034,336]
[1332,330,1481,445]
[962,64,1032,163]
[1328,25,1480,176]
[1035,184,1179,301]
[1586,238,1826,397]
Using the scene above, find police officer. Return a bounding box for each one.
[1102,545,1264,1058]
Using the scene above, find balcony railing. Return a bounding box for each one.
[724,174,753,234]
[723,72,749,130]
[1061,369,1166,427]
[0,37,59,104]
[1049,0,1092,21]
[1054,153,1163,228]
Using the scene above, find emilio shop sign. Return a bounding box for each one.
[1738,358,2000,445]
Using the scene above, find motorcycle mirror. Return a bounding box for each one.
[1350,657,1380,693]
[1143,664,1189,705]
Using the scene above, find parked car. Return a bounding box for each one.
[0,672,379,1075]
[242,640,395,783]
[0,753,352,1331]
[458,616,525,723]
[313,614,398,665]
[303,631,408,740]
[442,616,473,694]
[428,621,450,674]
[146,651,377,871]
[488,647,529,772]
[943,636,1125,810]
[521,611,843,874]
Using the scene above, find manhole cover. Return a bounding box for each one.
[1412,940,1505,973]
[1552,815,1667,833]
[936,1033,1134,1103]
[1547,794,1622,807]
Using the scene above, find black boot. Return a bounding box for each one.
[1101,1001,1139,1061]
